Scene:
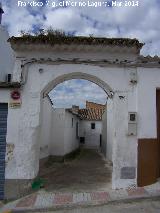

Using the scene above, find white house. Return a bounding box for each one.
[79,101,106,149]
[0,7,160,200]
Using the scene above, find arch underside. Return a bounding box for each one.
[42,72,113,98]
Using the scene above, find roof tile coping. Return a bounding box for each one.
[78,108,105,121]
[8,35,144,49]
[138,55,160,62]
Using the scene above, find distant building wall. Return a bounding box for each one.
[50,109,80,156]
[39,105,80,158]
[79,120,102,149]
[64,110,79,155]
[50,108,65,156]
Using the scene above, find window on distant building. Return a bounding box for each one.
[91,123,95,129]
[80,137,85,144]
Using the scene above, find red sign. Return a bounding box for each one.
[11,90,21,100]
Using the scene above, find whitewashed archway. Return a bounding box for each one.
[42,72,114,98]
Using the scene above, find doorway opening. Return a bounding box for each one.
[156,89,160,178]
[38,75,114,192]
[0,103,8,200]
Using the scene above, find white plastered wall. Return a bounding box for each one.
[102,105,108,158]
[137,68,160,139]
[112,91,137,189]
[106,99,114,162]
[39,97,53,159]
[102,102,115,161]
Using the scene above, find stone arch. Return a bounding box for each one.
[42,72,114,98]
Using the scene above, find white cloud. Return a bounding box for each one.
[1,0,160,55]
[1,0,44,35]
[1,0,160,107]
[44,7,83,30]
[49,80,107,108]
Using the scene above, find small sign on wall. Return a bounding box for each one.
[121,167,136,179]
[9,90,21,108]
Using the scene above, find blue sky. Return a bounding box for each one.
[1,0,160,108]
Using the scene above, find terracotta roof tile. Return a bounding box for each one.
[86,101,106,110]
[78,108,105,121]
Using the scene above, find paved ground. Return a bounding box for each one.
[1,180,160,212]
[32,199,160,213]
[39,149,112,192]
